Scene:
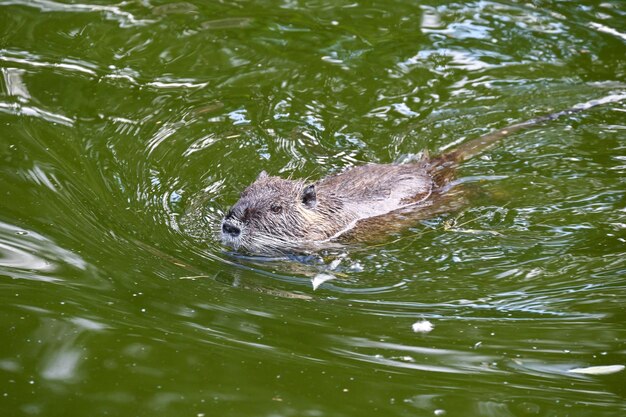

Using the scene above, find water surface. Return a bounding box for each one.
[1,1,625,416]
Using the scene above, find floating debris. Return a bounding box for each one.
[412,320,434,333]
[568,365,624,375]
[311,273,335,290]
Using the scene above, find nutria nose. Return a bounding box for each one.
[222,222,240,237]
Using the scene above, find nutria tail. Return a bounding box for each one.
[431,93,626,171]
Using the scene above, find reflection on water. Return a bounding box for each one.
[0,0,625,416]
[0,221,86,282]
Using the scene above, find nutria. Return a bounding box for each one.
[220,94,624,254]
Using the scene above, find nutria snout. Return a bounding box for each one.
[219,95,625,255]
[221,220,240,237]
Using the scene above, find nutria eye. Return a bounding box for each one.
[270,204,282,214]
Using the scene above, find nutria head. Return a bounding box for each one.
[220,171,328,254]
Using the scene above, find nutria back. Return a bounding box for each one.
[219,94,625,254]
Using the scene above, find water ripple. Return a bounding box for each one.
[0,0,155,27]
[0,101,74,126]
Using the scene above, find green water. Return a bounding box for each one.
[1,0,625,416]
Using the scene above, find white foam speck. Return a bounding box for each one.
[412,320,434,333]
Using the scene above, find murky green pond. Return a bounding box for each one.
[1,1,625,416]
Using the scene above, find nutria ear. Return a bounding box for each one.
[301,184,317,209]
[256,170,269,181]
